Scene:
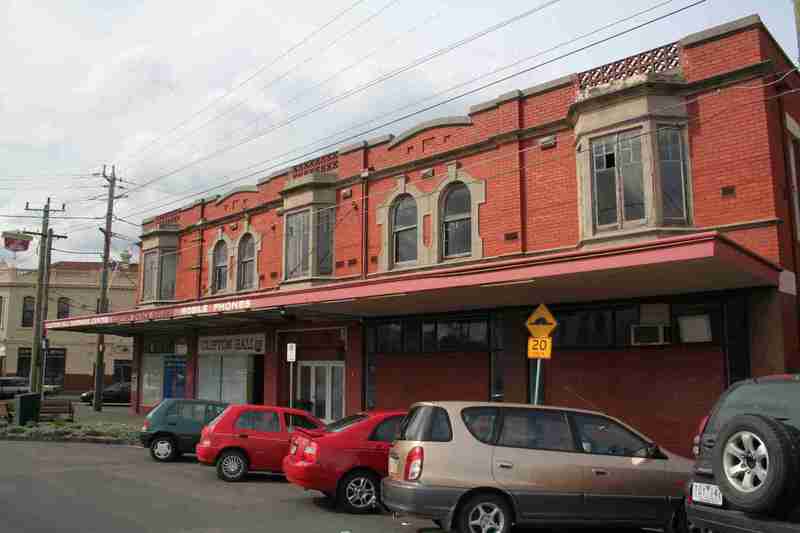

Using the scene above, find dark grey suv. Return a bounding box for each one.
[687,374,800,532]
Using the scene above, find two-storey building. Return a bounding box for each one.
[2,260,137,390]
[49,15,800,455]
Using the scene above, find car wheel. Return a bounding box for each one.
[216,450,248,482]
[337,470,380,514]
[456,493,511,533]
[149,435,178,462]
[713,414,798,514]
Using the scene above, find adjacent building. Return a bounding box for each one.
[1,261,137,390]
[49,15,800,455]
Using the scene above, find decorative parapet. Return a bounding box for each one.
[291,152,338,178]
[577,42,680,90]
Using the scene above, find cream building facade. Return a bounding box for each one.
[0,261,137,391]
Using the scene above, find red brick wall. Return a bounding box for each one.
[373,351,490,410]
[681,27,763,83]
[544,344,726,457]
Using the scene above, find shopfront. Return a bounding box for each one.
[140,338,186,408]
[197,333,266,405]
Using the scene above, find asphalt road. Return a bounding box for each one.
[0,441,434,533]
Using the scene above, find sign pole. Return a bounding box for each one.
[526,304,557,406]
[289,362,294,409]
[533,359,542,405]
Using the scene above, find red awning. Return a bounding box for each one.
[46,232,781,336]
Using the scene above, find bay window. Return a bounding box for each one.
[658,127,689,224]
[591,130,645,230]
[285,211,310,280]
[284,207,334,281]
[142,249,177,302]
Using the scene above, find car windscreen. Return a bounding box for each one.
[708,381,800,432]
[326,414,368,433]
[398,406,452,442]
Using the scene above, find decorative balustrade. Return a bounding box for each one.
[578,42,680,90]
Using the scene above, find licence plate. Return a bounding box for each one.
[692,482,723,506]
[388,455,400,476]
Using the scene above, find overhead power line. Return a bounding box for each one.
[117,0,369,164]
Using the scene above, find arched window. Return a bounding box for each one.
[442,183,471,257]
[22,296,35,327]
[57,297,70,319]
[212,241,228,292]
[237,234,256,290]
[392,195,417,264]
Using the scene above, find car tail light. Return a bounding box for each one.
[404,446,424,481]
[692,415,710,457]
[289,437,298,456]
[302,441,318,463]
[141,419,149,431]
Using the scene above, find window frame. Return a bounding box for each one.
[392,194,418,266]
[158,250,177,301]
[141,249,177,303]
[21,296,35,327]
[284,209,311,280]
[441,182,472,259]
[212,240,228,293]
[657,125,690,225]
[237,234,256,290]
[590,129,646,232]
[56,297,70,319]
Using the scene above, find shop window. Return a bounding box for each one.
[16,348,31,378]
[498,409,574,452]
[212,241,228,292]
[371,316,489,354]
[113,359,132,383]
[591,130,645,230]
[553,306,638,349]
[142,250,177,302]
[392,195,417,264]
[436,320,488,351]
[21,296,34,327]
[44,348,66,386]
[442,183,471,257]
[141,354,164,406]
[376,322,403,353]
[658,127,689,224]
[56,297,70,319]
[237,234,256,290]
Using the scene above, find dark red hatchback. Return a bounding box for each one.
[283,410,407,513]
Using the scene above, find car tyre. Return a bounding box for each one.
[216,450,248,482]
[713,414,798,515]
[337,470,380,514]
[149,435,178,462]
[456,493,511,533]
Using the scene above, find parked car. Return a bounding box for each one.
[0,377,30,399]
[687,374,800,532]
[140,398,228,462]
[80,382,131,404]
[284,410,406,513]
[196,404,325,481]
[42,384,63,396]
[383,401,692,533]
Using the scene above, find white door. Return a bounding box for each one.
[296,362,345,423]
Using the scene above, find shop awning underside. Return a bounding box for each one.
[47,232,783,336]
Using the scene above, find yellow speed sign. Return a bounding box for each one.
[528,336,552,359]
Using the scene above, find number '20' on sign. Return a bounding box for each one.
[528,336,552,359]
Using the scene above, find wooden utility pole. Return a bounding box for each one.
[93,165,119,412]
[795,1,800,63]
[24,199,66,393]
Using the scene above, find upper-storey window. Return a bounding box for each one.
[285,208,334,281]
[142,249,177,302]
[57,297,70,319]
[658,127,689,224]
[21,296,35,327]
[212,241,228,293]
[286,211,310,280]
[237,234,256,290]
[393,195,417,264]
[591,130,645,230]
[442,183,471,257]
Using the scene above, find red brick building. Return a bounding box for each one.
[49,15,800,456]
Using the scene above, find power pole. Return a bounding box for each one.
[93,165,120,412]
[25,199,66,393]
[795,0,800,64]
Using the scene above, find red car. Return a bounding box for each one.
[283,410,407,513]
[196,404,325,482]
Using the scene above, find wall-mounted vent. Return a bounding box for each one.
[630,324,672,346]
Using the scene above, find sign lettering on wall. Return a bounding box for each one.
[198,334,266,356]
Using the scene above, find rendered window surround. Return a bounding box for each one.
[211,240,229,293]
[391,194,418,266]
[282,206,335,282]
[578,118,693,241]
[206,224,263,295]
[377,164,485,272]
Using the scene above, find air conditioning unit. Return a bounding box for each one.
[630,324,672,346]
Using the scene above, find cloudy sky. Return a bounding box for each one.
[0,0,796,267]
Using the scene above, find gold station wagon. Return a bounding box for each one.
[382,401,692,533]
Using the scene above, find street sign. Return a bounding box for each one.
[526,304,557,337]
[287,342,297,362]
[528,336,552,359]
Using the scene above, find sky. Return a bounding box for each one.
[0,0,796,268]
